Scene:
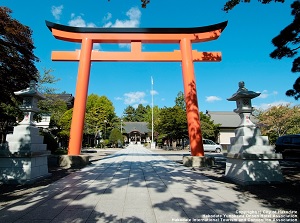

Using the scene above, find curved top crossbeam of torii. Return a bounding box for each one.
[46,20,227,62]
[46,20,227,157]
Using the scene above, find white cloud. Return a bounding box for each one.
[124,91,147,105]
[104,7,141,28]
[51,5,63,20]
[93,43,101,50]
[206,96,222,102]
[150,90,158,96]
[255,100,292,110]
[119,43,131,49]
[103,21,112,28]
[258,90,268,99]
[68,14,96,27]
[103,12,112,22]
[257,90,279,99]
[114,97,123,101]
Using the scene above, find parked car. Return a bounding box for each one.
[203,139,223,153]
[187,139,222,153]
[275,134,300,157]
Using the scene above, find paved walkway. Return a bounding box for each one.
[0,145,290,223]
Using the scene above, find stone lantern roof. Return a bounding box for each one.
[227,81,260,101]
[14,80,45,100]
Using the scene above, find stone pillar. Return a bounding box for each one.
[0,81,51,184]
[225,81,283,185]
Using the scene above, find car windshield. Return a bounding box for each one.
[292,137,300,145]
[204,140,214,145]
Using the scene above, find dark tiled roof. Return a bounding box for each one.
[206,111,257,128]
[123,122,150,134]
[55,94,74,109]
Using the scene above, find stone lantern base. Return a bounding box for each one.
[0,155,51,184]
[225,156,283,185]
[0,125,51,184]
[225,126,284,185]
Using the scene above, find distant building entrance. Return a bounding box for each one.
[46,20,227,157]
[122,122,151,145]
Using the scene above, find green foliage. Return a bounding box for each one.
[223,0,285,12]
[40,130,58,154]
[52,148,67,155]
[38,95,68,125]
[123,104,149,122]
[200,112,221,140]
[256,104,300,144]
[144,105,160,132]
[155,92,220,144]
[0,7,39,106]
[135,104,148,121]
[0,6,40,142]
[0,102,21,143]
[85,94,116,137]
[37,68,60,94]
[58,109,73,138]
[156,106,188,140]
[272,1,300,99]
[123,105,136,121]
[109,128,123,147]
[175,91,186,111]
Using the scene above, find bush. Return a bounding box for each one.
[53,148,67,155]
[40,130,59,154]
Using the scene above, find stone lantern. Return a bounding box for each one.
[228,81,260,129]
[0,81,50,184]
[225,81,283,185]
[16,80,45,125]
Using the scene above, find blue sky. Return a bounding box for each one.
[3,0,298,117]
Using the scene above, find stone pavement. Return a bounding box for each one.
[0,145,296,223]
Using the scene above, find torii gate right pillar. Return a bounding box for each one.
[180,38,204,156]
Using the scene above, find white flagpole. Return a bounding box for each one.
[151,76,154,149]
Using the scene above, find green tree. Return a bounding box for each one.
[36,68,65,125]
[0,7,39,142]
[37,68,60,94]
[85,94,116,139]
[155,91,220,148]
[109,128,123,147]
[224,0,300,99]
[0,100,21,143]
[123,105,136,121]
[174,91,220,140]
[0,68,62,143]
[175,91,186,111]
[0,7,39,107]
[156,106,188,147]
[256,104,300,144]
[144,105,160,134]
[38,95,68,127]
[58,108,73,147]
[135,104,147,122]
[200,112,220,140]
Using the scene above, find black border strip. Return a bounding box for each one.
[46,20,228,34]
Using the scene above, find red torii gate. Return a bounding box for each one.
[46,21,227,157]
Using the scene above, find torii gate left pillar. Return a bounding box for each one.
[46,21,227,158]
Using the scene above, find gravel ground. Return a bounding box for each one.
[0,148,299,220]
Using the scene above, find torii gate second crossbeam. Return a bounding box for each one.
[46,21,227,157]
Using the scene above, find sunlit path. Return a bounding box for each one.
[0,144,279,223]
